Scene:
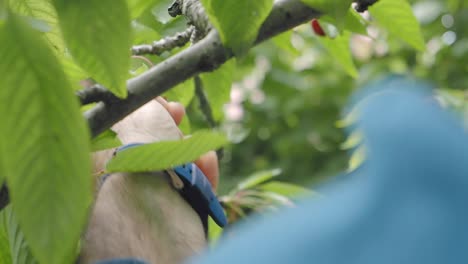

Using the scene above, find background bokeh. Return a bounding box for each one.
[129,0,467,194]
[210,0,468,193]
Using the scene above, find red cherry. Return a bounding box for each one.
[311,19,326,37]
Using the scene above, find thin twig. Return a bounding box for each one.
[131,26,195,55]
[354,0,379,12]
[193,75,224,159]
[194,76,216,128]
[131,55,154,67]
[0,184,9,210]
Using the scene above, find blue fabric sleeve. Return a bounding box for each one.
[188,76,468,264]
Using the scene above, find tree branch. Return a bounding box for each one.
[77,84,120,105]
[354,0,379,12]
[86,0,320,137]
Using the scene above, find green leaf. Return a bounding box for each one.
[0,207,36,264]
[132,21,161,45]
[236,168,282,191]
[127,0,155,19]
[201,0,273,56]
[163,79,195,107]
[0,211,12,264]
[0,4,6,21]
[272,31,300,56]
[178,114,191,135]
[201,60,235,121]
[91,130,122,152]
[129,58,150,77]
[60,56,88,91]
[256,192,294,207]
[135,1,169,31]
[436,89,467,111]
[259,181,315,198]
[9,0,64,53]
[207,217,223,247]
[107,131,229,172]
[340,130,363,150]
[0,15,92,264]
[369,0,425,51]
[53,0,132,98]
[336,103,360,128]
[344,8,368,35]
[317,31,358,78]
[348,145,366,172]
[301,0,353,29]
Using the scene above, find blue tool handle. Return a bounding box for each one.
[174,163,228,227]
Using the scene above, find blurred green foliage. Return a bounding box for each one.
[214,0,468,193]
[127,0,468,194]
[126,0,463,195]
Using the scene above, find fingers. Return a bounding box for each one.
[167,102,185,126]
[156,97,185,126]
[195,151,219,192]
[156,97,219,191]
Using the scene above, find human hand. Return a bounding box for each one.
[81,98,220,264]
[92,97,219,191]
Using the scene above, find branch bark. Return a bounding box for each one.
[86,0,320,137]
[77,84,120,105]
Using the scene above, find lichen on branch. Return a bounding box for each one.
[131,0,212,56]
[169,0,212,39]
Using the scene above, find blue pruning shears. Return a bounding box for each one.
[112,143,227,228]
[173,163,227,227]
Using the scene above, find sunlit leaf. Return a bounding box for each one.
[132,21,161,45]
[53,0,132,97]
[9,0,64,53]
[107,131,228,172]
[202,60,235,121]
[0,207,35,264]
[163,79,195,107]
[129,63,149,77]
[348,145,366,172]
[317,31,358,78]
[340,130,363,149]
[336,103,360,128]
[435,89,466,110]
[344,8,368,35]
[60,56,88,91]
[127,0,155,19]
[91,130,122,152]
[0,15,91,264]
[369,0,425,51]
[207,217,223,247]
[178,114,191,135]
[201,0,273,56]
[259,181,315,198]
[0,211,12,264]
[272,31,300,56]
[258,192,294,207]
[236,168,282,191]
[301,0,353,29]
